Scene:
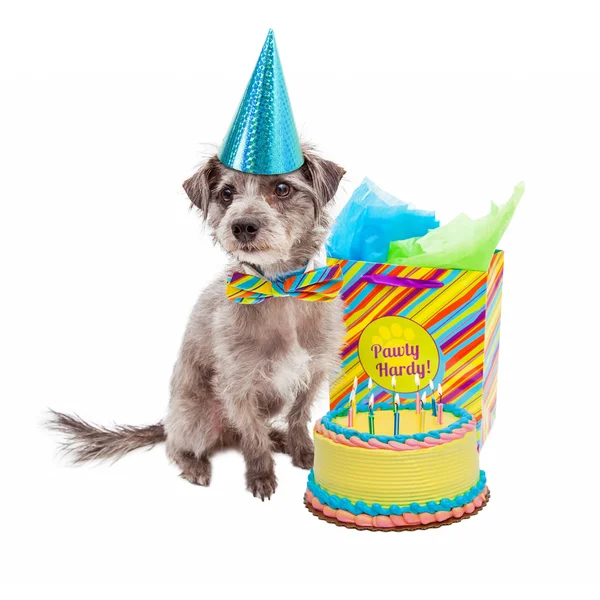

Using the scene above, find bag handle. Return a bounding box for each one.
[361,274,444,289]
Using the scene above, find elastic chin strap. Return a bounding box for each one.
[307,243,328,271]
[241,243,327,277]
[241,262,263,277]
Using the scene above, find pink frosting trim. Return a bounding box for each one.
[367,438,391,449]
[313,419,477,451]
[387,441,413,450]
[306,487,489,529]
[348,435,372,449]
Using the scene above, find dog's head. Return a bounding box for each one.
[182,145,345,273]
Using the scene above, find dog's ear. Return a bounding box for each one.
[301,149,346,205]
[182,156,220,218]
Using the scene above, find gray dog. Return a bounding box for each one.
[48,145,346,500]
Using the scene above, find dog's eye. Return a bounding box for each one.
[220,187,234,202]
[275,183,290,198]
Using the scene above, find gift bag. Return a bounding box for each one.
[328,250,504,448]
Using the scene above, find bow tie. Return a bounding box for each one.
[226,264,344,304]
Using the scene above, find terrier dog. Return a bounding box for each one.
[48,145,346,500]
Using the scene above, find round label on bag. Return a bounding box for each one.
[358,316,441,393]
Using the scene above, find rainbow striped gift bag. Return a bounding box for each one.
[328,250,504,447]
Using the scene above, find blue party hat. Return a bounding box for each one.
[218,30,304,175]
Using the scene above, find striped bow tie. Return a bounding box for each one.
[226,264,344,304]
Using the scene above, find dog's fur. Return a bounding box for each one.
[48,145,346,500]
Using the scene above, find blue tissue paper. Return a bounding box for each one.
[326,178,439,263]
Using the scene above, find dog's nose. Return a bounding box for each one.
[231,218,260,242]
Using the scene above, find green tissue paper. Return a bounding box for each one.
[387,182,524,272]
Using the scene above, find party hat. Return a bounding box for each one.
[218,29,304,175]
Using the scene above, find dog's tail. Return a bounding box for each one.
[46,410,165,464]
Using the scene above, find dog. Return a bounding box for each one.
[48,144,346,500]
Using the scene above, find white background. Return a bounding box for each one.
[1,0,599,596]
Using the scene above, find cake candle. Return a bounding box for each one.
[347,376,358,428]
[430,379,438,417]
[437,383,443,425]
[391,375,400,435]
[393,393,401,435]
[368,393,375,435]
[415,373,421,415]
[420,391,426,433]
[347,388,355,428]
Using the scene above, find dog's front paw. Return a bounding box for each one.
[247,471,278,501]
[179,469,211,486]
[170,449,212,487]
[291,445,314,470]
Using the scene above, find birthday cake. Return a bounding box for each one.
[305,401,489,531]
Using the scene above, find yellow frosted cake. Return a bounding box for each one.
[305,402,489,530]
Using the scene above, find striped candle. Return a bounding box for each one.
[347,376,358,427]
[415,374,421,415]
[393,393,401,436]
[430,379,437,417]
[437,383,444,425]
[391,375,398,433]
[347,388,355,428]
[368,393,375,434]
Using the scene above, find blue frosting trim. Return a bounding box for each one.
[321,402,473,444]
[306,470,487,517]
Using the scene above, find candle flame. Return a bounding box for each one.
[429,380,434,391]
[414,373,420,387]
[422,391,427,404]
[391,375,396,389]
[352,376,358,391]
[394,392,400,407]
[437,383,443,396]
[368,393,374,407]
[368,377,373,390]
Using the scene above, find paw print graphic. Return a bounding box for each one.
[371,322,415,346]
